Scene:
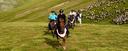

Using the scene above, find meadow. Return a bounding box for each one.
[0,22,128,51]
[0,0,128,51]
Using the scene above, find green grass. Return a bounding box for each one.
[0,22,128,51]
[0,0,128,51]
[0,0,93,22]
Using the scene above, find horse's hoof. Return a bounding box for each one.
[63,46,66,50]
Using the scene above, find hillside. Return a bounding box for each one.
[0,22,128,51]
[0,0,94,22]
[0,0,128,51]
[83,0,128,24]
[0,0,32,11]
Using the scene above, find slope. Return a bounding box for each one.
[0,22,128,51]
[0,0,94,22]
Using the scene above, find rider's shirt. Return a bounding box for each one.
[48,13,57,21]
[57,13,66,23]
[69,12,77,16]
[76,13,82,18]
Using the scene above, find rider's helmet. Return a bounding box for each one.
[51,11,55,13]
[78,9,80,12]
[59,9,64,13]
[71,9,75,12]
[51,11,57,15]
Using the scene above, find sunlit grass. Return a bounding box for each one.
[0,22,128,51]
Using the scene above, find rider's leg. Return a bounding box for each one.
[48,23,51,32]
[80,19,82,24]
[48,20,53,32]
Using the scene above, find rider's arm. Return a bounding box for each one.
[48,13,52,20]
[48,15,51,20]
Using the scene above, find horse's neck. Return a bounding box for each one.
[60,22,64,28]
[59,21,65,32]
[50,21,55,26]
[70,16,74,19]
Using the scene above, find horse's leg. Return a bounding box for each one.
[79,18,82,24]
[56,34,59,41]
[51,30,54,38]
[71,23,74,29]
[48,22,53,33]
[67,30,70,38]
[79,18,81,24]
[48,23,51,32]
[62,37,66,50]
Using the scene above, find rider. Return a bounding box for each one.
[48,11,57,22]
[55,9,70,37]
[57,9,66,24]
[69,10,77,24]
[76,10,82,24]
[48,11,57,30]
[69,10,77,16]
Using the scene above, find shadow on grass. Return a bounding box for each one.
[42,26,52,35]
[42,26,56,38]
[43,26,64,51]
[43,30,51,35]
[44,37,61,49]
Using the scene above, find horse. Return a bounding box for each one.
[48,20,56,37]
[76,12,82,24]
[67,15,75,29]
[54,18,69,50]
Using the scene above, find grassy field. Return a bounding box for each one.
[0,0,128,51]
[0,0,94,22]
[0,22,128,51]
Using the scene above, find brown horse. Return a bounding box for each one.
[48,20,56,37]
[54,18,68,50]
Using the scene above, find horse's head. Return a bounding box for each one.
[58,18,65,33]
[69,15,74,20]
[49,21,56,30]
[59,18,65,28]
